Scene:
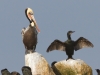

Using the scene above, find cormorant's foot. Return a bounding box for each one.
[66,58,75,61]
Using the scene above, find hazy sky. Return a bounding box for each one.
[0,0,99,75]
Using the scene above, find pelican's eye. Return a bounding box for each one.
[29,12,33,15]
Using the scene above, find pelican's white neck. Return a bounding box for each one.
[30,22,35,27]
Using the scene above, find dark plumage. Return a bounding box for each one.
[1,68,10,75]
[47,31,94,60]
[22,66,32,75]
[51,61,57,66]
[11,71,20,75]
[21,8,40,53]
[96,69,100,75]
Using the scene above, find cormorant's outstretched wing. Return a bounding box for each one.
[11,71,20,75]
[74,37,94,51]
[1,69,10,75]
[96,69,100,75]
[47,39,66,52]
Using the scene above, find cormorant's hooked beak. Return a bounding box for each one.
[67,31,75,35]
[29,14,40,33]
[72,31,75,33]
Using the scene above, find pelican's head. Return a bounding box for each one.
[25,8,40,33]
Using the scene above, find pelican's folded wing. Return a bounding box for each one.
[21,27,26,39]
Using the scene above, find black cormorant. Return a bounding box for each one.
[21,8,40,54]
[1,68,10,75]
[47,31,94,60]
[22,66,32,75]
[11,71,20,75]
[96,69,100,75]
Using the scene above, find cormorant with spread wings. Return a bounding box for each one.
[47,31,94,60]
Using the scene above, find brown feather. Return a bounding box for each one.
[47,39,65,52]
[74,37,94,51]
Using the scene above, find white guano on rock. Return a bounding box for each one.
[52,59,92,75]
[25,52,55,75]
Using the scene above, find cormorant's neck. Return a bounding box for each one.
[67,34,71,40]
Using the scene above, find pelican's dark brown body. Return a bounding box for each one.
[23,25,37,50]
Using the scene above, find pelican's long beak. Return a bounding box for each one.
[30,15,40,33]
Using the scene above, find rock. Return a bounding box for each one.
[52,59,92,75]
[25,52,55,75]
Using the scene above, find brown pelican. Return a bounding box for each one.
[47,31,94,60]
[21,8,40,54]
